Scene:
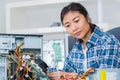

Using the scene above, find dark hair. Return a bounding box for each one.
[60,2,95,32]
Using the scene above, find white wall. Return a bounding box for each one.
[0,0,32,33]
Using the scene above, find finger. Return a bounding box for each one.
[48,73,61,79]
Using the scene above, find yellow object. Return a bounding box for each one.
[100,70,106,80]
[78,78,85,80]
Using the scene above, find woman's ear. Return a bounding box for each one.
[86,15,91,23]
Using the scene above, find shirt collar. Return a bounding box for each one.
[87,26,103,47]
[75,26,103,49]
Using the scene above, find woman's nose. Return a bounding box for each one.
[71,24,78,31]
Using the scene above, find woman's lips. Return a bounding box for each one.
[74,31,81,36]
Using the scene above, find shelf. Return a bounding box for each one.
[7,27,66,34]
[6,0,84,8]
[6,0,120,34]
[6,0,83,34]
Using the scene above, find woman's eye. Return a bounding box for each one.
[65,25,70,28]
[75,20,79,23]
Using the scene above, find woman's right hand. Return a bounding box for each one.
[47,71,78,80]
[47,71,65,80]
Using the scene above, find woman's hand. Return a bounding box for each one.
[47,71,65,80]
[47,71,78,80]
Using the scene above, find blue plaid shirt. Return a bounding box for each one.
[63,27,120,76]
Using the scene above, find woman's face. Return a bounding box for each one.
[63,11,91,41]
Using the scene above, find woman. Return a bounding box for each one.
[47,2,120,80]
